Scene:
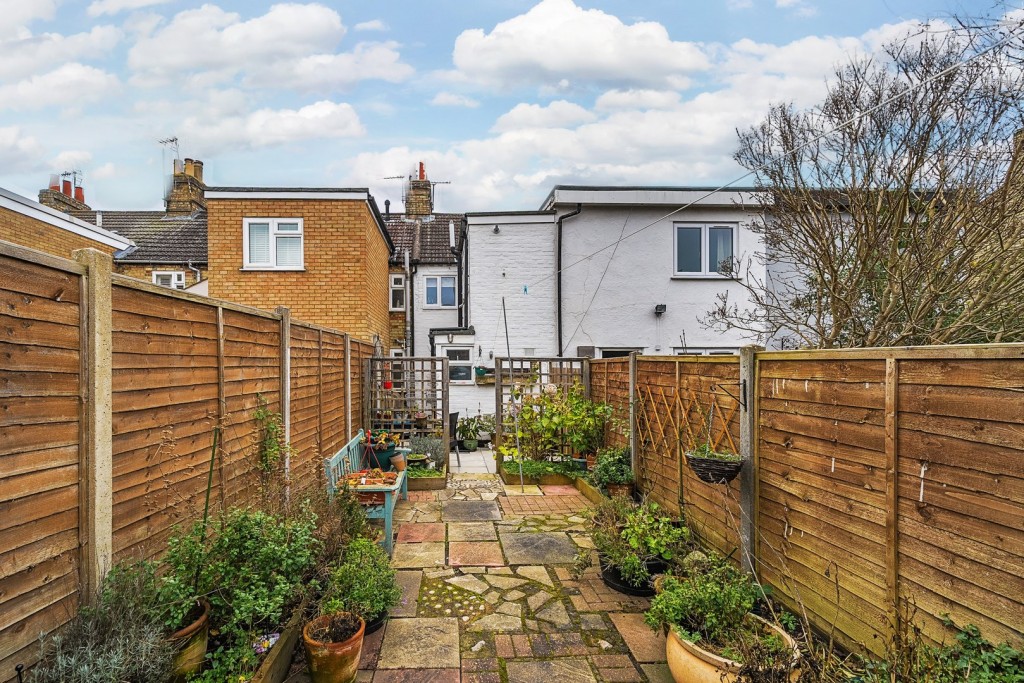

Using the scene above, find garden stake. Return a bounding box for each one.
[502,297,525,493]
[15,664,23,683]
[194,425,220,592]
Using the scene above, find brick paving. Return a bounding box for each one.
[288,472,665,682]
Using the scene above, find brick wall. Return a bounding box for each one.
[0,205,119,258]
[114,263,202,288]
[206,198,390,344]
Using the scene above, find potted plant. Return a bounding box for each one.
[591,446,635,497]
[303,611,365,683]
[321,537,402,634]
[361,428,400,469]
[476,413,497,445]
[645,559,800,683]
[159,522,213,680]
[413,409,428,428]
[685,401,744,484]
[562,384,612,462]
[457,415,480,451]
[583,497,690,596]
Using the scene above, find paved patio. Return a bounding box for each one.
[289,451,670,683]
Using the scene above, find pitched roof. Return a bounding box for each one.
[384,213,464,264]
[69,210,207,264]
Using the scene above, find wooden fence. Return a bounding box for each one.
[0,242,374,679]
[592,349,1023,657]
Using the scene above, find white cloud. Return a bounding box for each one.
[492,101,596,132]
[127,3,412,91]
[595,89,681,111]
[180,100,365,154]
[87,0,170,17]
[776,0,817,18]
[450,0,709,90]
[431,92,480,108]
[0,0,56,38]
[91,162,117,179]
[0,63,119,110]
[0,126,45,173]
[52,150,93,169]
[726,0,753,9]
[354,19,388,31]
[0,25,121,81]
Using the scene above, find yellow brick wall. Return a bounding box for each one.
[206,198,390,343]
[114,263,202,287]
[389,266,408,349]
[0,206,119,258]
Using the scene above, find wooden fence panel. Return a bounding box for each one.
[350,339,373,430]
[589,358,630,448]
[289,324,321,494]
[896,357,1024,647]
[0,253,82,680]
[757,357,889,654]
[321,331,349,458]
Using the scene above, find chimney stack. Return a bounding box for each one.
[194,160,203,184]
[38,171,91,212]
[165,157,207,215]
[405,161,433,217]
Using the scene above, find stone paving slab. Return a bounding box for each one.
[391,542,446,569]
[502,484,545,496]
[499,531,579,565]
[442,500,502,521]
[378,617,460,669]
[505,658,597,683]
[371,668,461,682]
[396,522,446,543]
[640,663,675,683]
[392,570,422,617]
[449,541,505,566]
[447,521,498,541]
[609,612,666,663]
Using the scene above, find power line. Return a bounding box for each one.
[524,16,1024,292]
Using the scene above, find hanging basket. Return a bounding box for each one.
[685,452,744,485]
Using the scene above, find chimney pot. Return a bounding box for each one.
[385,199,391,218]
[48,174,60,191]
[184,158,195,177]
[62,179,72,196]
[74,185,85,203]
[193,160,203,184]
[174,158,184,174]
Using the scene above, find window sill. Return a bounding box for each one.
[423,305,458,310]
[389,308,407,313]
[240,267,307,272]
[449,380,475,386]
[671,274,738,281]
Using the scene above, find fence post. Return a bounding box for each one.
[344,334,352,438]
[628,351,638,474]
[494,357,504,454]
[885,356,900,637]
[73,248,113,604]
[216,307,226,508]
[276,307,291,505]
[738,345,761,576]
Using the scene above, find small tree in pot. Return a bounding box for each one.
[591,446,634,497]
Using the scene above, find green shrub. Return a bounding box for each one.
[409,435,446,468]
[588,497,689,587]
[591,446,633,489]
[322,537,402,621]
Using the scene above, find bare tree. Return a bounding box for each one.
[704,23,1024,348]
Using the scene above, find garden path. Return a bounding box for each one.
[286,449,672,683]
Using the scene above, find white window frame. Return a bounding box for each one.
[443,345,474,384]
[673,347,738,356]
[152,270,186,289]
[242,217,304,270]
[599,347,642,359]
[673,223,737,278]
[390,274,406,312]
[424,275,457,309]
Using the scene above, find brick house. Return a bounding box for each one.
[0,184,132,258]
[205,185,394,343]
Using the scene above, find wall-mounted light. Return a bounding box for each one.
[654,304,667,317]
[493,225,500,234]
[447,333,454,343]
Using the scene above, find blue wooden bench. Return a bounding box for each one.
[323,429,409,554]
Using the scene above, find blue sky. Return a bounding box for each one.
[0,0,1008,212]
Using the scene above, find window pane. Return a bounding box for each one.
[708,227,734,274]
[425,278,438,305]
[156,274,172,286]
[446,349,470,361]
[441,276,456,306]
[276,236,302,266]
[676,227,701,273]
[449,365,472,381]
[248,223,270,263]
[277,222,300,232]
[391,289,405,309]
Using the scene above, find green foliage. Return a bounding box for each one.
[407,465,446,478]
[476,413,496,434]
[321,537,402,620]
[194,505,320,679]
[687,441,743,461]
[158,520,209,632]
[501,457,580,479]
[252,394,289,474]
[30,561,175,683]
[508,383,612,460]
[620,502,689,561]
[561,384,612,455]
[644,560,759,648]
[409,435,446,468]
[589,497,690,587]
[590,446,634,488]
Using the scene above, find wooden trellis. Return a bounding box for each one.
[366,357,449,445]
[493,356,589,449]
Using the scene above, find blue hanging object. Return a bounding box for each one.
[523,285,528,294]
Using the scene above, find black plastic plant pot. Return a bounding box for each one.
[685,453,744,484]
[598,557,667,597]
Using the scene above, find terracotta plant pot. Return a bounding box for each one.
[665,615,800,683]
[389,453,406,471]
[303,613,366,683]
[166,599,210,682]
[606,482,634,499]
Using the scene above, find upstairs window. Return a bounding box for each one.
[425,275,456,308]
[674,223,736,277]
[390,274,406,311]
[152,271,185,289]
[244,218,304,270]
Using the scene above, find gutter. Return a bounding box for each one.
[556,203,582,356]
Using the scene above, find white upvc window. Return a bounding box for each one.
[674,223,737,277]
[424,275,456,308]
[243,218,304,270]
[673,348,738,356]
[444,346,473,383]
[390,274,406,311]
[152,270,185,289]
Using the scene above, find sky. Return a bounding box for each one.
[0,0,1012,213]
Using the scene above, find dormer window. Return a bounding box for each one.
[243,218,304,270]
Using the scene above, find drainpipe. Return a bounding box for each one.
[557,203,582,357]
[187,260,202,284]
[404,249,412,355]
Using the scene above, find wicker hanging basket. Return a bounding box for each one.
[685,452,744,484]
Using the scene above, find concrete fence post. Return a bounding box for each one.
[628,351,638,475]
[738,345,762,576]
[73,248,113,603]
[276,307,291,506]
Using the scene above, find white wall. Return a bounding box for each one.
[411,263,459,356]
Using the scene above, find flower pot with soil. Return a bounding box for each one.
[303,613,365,683]
[591,446,634,497]
[321,537,402,635]
[166,598,210,681]
[389,452,406,471]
